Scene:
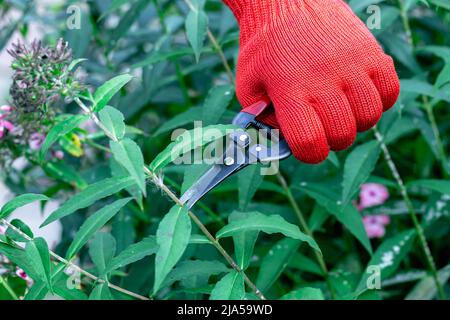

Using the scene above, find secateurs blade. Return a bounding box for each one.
[180,100,292,209]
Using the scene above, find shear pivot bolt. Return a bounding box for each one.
[239,134,248,142]
[255,146,262,152]
[224,157,235,166]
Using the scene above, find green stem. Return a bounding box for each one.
[146,168,266,300]
[183,0,235,84]
[1,219,149,300]
[422,96,448,177]
[397,0,448,176]
[397,0,414,46]
[74,97,266,300]
[152,0,192,106]
[163,176,225,227]
[0,276,19,300]
[373,128,445,300]
[276,172,337,300]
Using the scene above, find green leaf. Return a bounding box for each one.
[288,253,324,276]
[149,124,237,172]
[99,106,126,140]
[89,283,114,300]
[356,230,416,295]
[89,233,117,276]
[428,0,450,10]
[216,211,321,254]
[51,265,89,300]
[0,243,40,280]
[25,238,53,292]
[0,194,48,219]
[202,85,235,126]
[99,0,129,20]
[280,287,325,300]
[110,0,149,42]
[210,271,245,300]
[66,198,132,259]
[39,115,88,162]
[162,260,229,288]
[181,164,210,193]
[407,179,450,195]
[44,162,88,190]
[110,139,146,196]
[435,63,450,88]
[41,176,134,227]
[256,238,300,293]
[406,265,450,300]
[67,58,87,72]
[105,236,158,274]
[110,157,143,209]
[229,211,259,270]
[154,205,191,294]
[185,0,208,62]
[238,164,264,211]
[5,219,34,242]
[298,183,372,254]
[153,107,203,136]
[132,48,212,69]
[92,74,133,112]
[342,141,381,206]
[189,234,212,245]
[24,282,48,300]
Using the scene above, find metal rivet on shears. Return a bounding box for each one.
[224,157,235,166]
[255,146,262,152]
[239,134,248,142]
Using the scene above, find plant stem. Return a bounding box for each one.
[276,172,337,299]
[74,98,266,300]
[373,128,445,300]
[163,175,225,227]
[422,96,448,177]
[397,0,448,176]
[0,219,149,300]
[152,0,192,106]
[0,275,19,300]
[397,0,413,46]
[183,0,235,84]
[146,167,266,300]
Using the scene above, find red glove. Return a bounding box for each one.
[223,0,400,163]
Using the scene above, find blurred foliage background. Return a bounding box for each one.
[0,0,449,300]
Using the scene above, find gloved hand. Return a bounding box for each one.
[223,0,400,163]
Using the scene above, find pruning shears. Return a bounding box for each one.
[180,100,292,209]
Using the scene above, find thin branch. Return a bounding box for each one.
[373,128,445,300]
[0,219,149,300]
[276,172,336,299]
[74,98,266,300]
[183,0,235,84]
[147,168,265,299]
[0,275,19,300]
[397,0,448,176]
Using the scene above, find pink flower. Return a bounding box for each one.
[0,225,6,234]
[359,183,389,210]
[0,105,13,112]
[15,267,32,285]
[0,119,15,138]
[363,215,391,239]
[363,216,386,238]
[28,132,46,150]
[0,105,13,120]
[53,150,64,160]
[374,215,390,226]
